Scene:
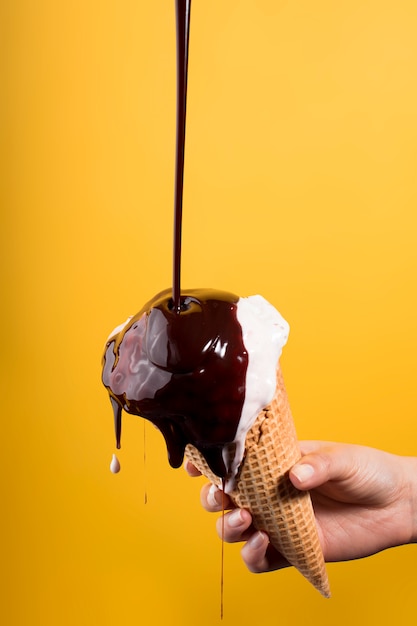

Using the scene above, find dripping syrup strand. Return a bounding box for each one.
[172,0,192,313]
[221,478,226,620]
[143,420,148,504]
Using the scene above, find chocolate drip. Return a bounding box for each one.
[102,289,248,478]
[111,396,122,449]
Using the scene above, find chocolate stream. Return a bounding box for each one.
[172,0,192,313]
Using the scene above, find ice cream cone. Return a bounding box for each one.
[185,365,330,598]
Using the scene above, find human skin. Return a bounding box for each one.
[186,441,417,573]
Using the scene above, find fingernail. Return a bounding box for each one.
[292,463,314,483]
[207,483,221,508]
[248,531,267,549]
[228,509,244,527]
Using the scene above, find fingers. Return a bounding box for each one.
[200,483,233,512]
[240,531,271,572]
[215,508,254,543]
[199,481,293,574]
[183,460,202,477]
[217,511,289,573]
[241,533,290,573]
[205,491,290,573]
[200,484,255,543]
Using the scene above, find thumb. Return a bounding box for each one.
[289,442,353,491]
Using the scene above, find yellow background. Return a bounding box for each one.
[2,1,417,624]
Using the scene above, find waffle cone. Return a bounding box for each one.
[185,365,330,598]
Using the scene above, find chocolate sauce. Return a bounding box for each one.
[102,289,248,478]
[102,3,249,481]
[172,0,192,313]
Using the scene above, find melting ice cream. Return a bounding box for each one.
[102,288,289,485]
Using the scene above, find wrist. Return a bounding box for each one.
[402,455,417,544]
[409,456,417,543]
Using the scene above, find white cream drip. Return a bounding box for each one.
[110,453,121,474]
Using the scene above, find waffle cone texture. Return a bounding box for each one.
[185,365,330,598]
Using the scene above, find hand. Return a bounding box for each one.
[186,442,417,573]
